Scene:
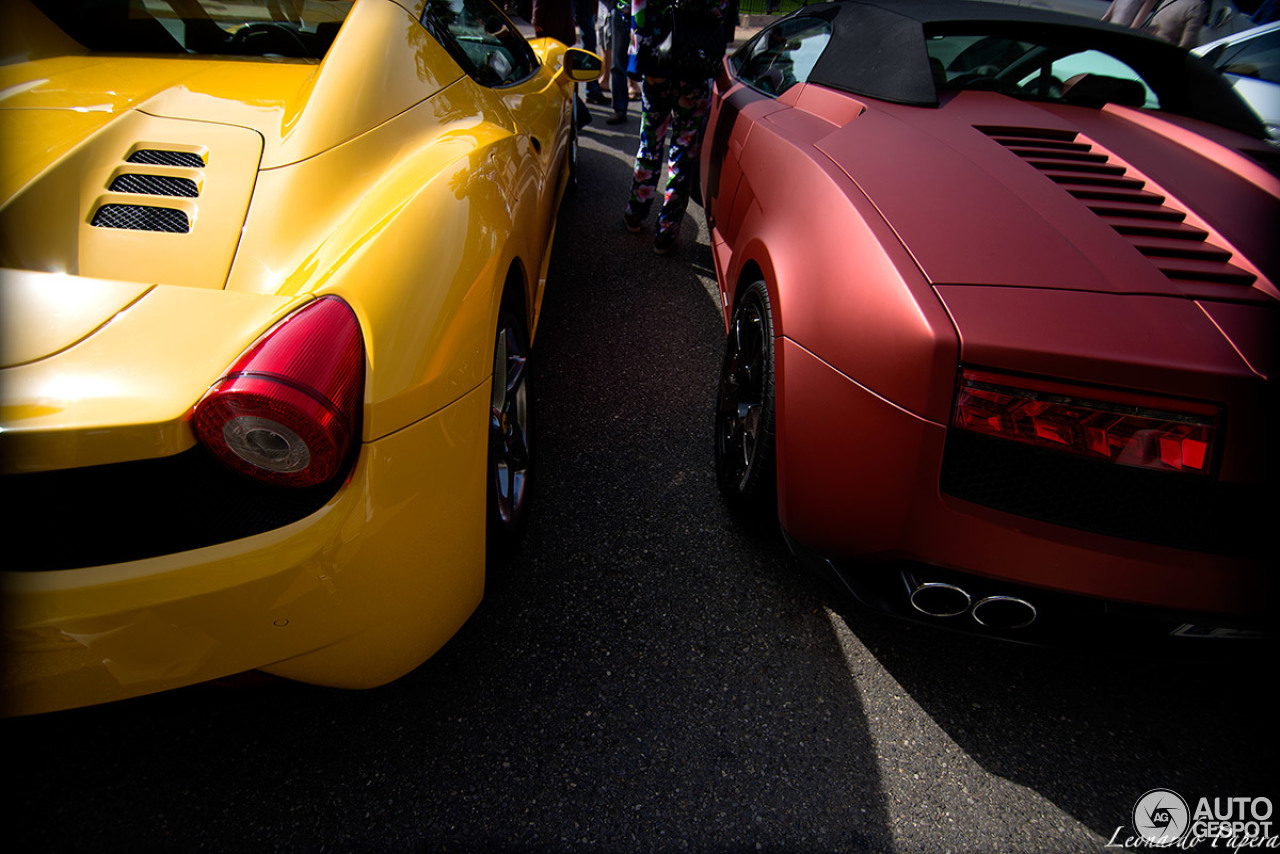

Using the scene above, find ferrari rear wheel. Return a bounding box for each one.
[715,279,777,516]
[487,295,533,565]
[566,103,579,193]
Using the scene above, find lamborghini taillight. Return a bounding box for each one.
[952,369,1218,475]
[193,296,364,487]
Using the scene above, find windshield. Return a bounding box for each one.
[32,0,354,59]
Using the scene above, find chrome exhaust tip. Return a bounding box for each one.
[909,582,971,618]
[972,595,1037,630]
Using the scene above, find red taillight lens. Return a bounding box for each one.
[194,296,364,487]
[952,369,1218,475]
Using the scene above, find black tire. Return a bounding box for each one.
[487,294,534,567]
[714,279,777,517]
[566,104,579,194]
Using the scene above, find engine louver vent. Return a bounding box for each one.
[1243,145,1280,177]
[127,148,205,168]
[91,203,190,233]
[109,173,199,198]
[977,125,1257,288]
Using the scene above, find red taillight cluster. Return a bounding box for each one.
[952,369,1217,475]
[194,296,365,487]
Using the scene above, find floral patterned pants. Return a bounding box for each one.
[625,76,712,239]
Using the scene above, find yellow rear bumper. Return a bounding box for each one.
[1,384,489,716]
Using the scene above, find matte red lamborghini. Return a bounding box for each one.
[702,0,1277,643]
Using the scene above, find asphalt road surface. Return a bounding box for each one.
[6,101,1275,853]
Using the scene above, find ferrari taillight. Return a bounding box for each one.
[952,369,1218,475]
[194,296,364,487]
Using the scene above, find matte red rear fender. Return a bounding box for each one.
[724,118,961,425]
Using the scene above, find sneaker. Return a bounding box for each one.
[586,91,610,106]
[623,211,644,233]
[605,111,627,125]
[653,230,677,255]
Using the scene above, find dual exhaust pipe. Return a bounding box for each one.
[909,581,1037,630]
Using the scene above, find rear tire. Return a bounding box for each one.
[714,279,777,517]
[566,108,579,194]
[487,293,534,568]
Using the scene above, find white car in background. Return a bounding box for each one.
[1195,21,1280,138]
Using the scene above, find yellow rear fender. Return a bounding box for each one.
[227,111,543,442]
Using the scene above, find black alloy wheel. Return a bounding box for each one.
[714,279,777,516]
[488,299,533,563]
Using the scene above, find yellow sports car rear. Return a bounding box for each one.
[0,0,601,715]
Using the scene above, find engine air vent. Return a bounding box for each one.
[1243,145,1280,177]
[976,126,1257,289]
[91,203,191,233]
[109,173,199,197]
[127,148,205,168]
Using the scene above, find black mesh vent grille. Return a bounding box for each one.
[109,173,199,197]
[940,430,1262,557]
[91,203,190,233]
[977,125,1257,288]
[127,149,205,168]
[6,446,342,572]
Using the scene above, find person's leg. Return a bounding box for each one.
[596,5,610,93]
[653,79,712,248]
[624,77,676,228]
[608,7,630,120]
[573,0,604,100]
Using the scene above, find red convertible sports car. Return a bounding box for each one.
[703,0,1277,642]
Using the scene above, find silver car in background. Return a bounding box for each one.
[1195,21,1280,138]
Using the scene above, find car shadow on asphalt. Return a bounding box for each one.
[832,593,1278,842]
[433,111,901,849]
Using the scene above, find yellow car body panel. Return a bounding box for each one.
[0,271,306,473]
[225,85,559,438]
[0,0,457,170]
[1,113,266,290]
[2,386,488,717]
[0,0,592,714]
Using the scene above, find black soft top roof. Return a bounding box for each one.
[785,0,1264,137]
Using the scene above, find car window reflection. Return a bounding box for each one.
[421,0,537,88]
[733,19,832,98]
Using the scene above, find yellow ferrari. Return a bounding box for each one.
[0,0,600,715]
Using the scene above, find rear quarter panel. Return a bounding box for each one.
[704,82,961,552]
[228,63,573,441]
[709,83,961,423]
